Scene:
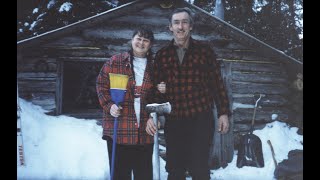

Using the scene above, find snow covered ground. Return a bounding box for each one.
[17,98,303,180]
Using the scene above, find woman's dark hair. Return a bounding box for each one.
[131,27,155,58]
[132,27,155,43]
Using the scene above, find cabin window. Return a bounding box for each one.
[57,59,105,118]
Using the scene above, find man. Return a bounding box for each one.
[146,7,231,180]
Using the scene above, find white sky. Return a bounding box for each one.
[17,98,303,180]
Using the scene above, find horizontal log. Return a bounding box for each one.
[30,92,55,101]
[232,107,290,123]
[18,56,57,64]
[32,99,55,110]
[138,6,170,17]
[82,28,136,40]
[44,38,170,53]
[212,41,251,50]
[231,62,284,73]
[18,92,56,110]
[232,94,288,107]
[208,38,233,48]
[17,72,57,81]
[46,45,150,59]
[110,15,169,27]
[18,63,57,72]
[43,105,56,111]
[215,49,272,62]
[219,59,277,66]
[231,81,289,95]
[18,80,56,93]
[18,56,57,72]
[45,35,96,47]
[232,72,288,84]
[195,25,226,37]
[224,42,250,50]
[58,56,109,62]
[52,48,112,58]
[81,27,226,42]
[19,48,45,57]
[233,123,267,133]
[19,46,65,58]
[233,118,295,134]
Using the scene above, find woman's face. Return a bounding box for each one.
[131,34,152,58]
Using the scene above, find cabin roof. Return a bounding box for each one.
[17,0,302,66]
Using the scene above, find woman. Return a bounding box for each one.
[96,28,155,180]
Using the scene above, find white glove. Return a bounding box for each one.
[110,104,122,117]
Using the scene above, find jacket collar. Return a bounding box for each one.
[169,37,195,50]
[121,51,131,68]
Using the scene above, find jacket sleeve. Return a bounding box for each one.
[207,47,232,118]
[151,51,169,104]
[96,59,114,114]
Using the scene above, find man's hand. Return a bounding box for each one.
[110,104,122,117]
[218,114,229,134]
[157,82,166,93]
[146,117,158,136]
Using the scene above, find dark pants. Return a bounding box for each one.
[106,138,153,180]
[165,111,214,180]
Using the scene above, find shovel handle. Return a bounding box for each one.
[250,94,263,132]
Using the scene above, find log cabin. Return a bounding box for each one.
[17,0,303,168]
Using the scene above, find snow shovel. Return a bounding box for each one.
[237,94,265,168]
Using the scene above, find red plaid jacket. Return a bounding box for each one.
[96,51,154,145]
[153,38,231,118]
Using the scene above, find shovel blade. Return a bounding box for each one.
[237,134,264,168]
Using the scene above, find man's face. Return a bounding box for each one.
[131,34,152,57]
[169,12,192,42]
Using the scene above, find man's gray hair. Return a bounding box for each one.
[169,7,194,26]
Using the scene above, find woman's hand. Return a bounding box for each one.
[110,104,122,117]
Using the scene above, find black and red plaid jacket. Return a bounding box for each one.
[96,51,154,145]
[153,38,231,118]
